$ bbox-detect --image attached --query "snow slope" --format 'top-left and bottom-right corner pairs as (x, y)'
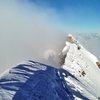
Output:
(62, 34), (100, 100)
(0, 60), (88, 100)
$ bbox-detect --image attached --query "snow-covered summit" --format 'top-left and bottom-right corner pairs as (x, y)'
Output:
(61, 34), (100, 99)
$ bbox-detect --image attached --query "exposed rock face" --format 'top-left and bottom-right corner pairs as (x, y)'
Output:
(96, 61), (100, 68)
(76, 44), (81, 50)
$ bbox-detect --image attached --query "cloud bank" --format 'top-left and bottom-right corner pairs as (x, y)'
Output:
(0, 1), (67, 73)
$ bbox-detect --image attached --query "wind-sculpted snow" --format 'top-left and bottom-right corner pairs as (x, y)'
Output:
(0, 60), (88, 100)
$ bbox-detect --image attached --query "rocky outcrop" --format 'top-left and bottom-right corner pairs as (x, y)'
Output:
(96, 61), (100, 68)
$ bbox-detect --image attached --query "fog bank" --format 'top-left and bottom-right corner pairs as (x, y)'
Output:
(0, 1), (66, 73)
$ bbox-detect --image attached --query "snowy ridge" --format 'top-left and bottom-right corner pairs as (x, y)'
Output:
(74, 33), (100, 60)
(62, 34), (100, 100)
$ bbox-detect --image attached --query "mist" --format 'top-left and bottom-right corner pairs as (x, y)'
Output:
(0, 1), (67, 73)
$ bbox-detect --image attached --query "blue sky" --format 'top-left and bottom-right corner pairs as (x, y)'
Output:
(27, 0), (100, 33)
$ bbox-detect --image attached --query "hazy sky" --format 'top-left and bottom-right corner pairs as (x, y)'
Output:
(29, 0), (100, 33)
(0, 0), (100, 74)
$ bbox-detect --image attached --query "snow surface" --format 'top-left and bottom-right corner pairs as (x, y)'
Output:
(62, 34), (100, 100)
(0, 60), (89, 100)
(0, 34), (100, 100)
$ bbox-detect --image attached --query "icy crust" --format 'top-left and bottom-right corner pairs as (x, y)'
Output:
(0, 60), (89, 100)
(62, 35), (100, 100)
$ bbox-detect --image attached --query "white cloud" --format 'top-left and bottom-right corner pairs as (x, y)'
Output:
(0, 1), (66, 73)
